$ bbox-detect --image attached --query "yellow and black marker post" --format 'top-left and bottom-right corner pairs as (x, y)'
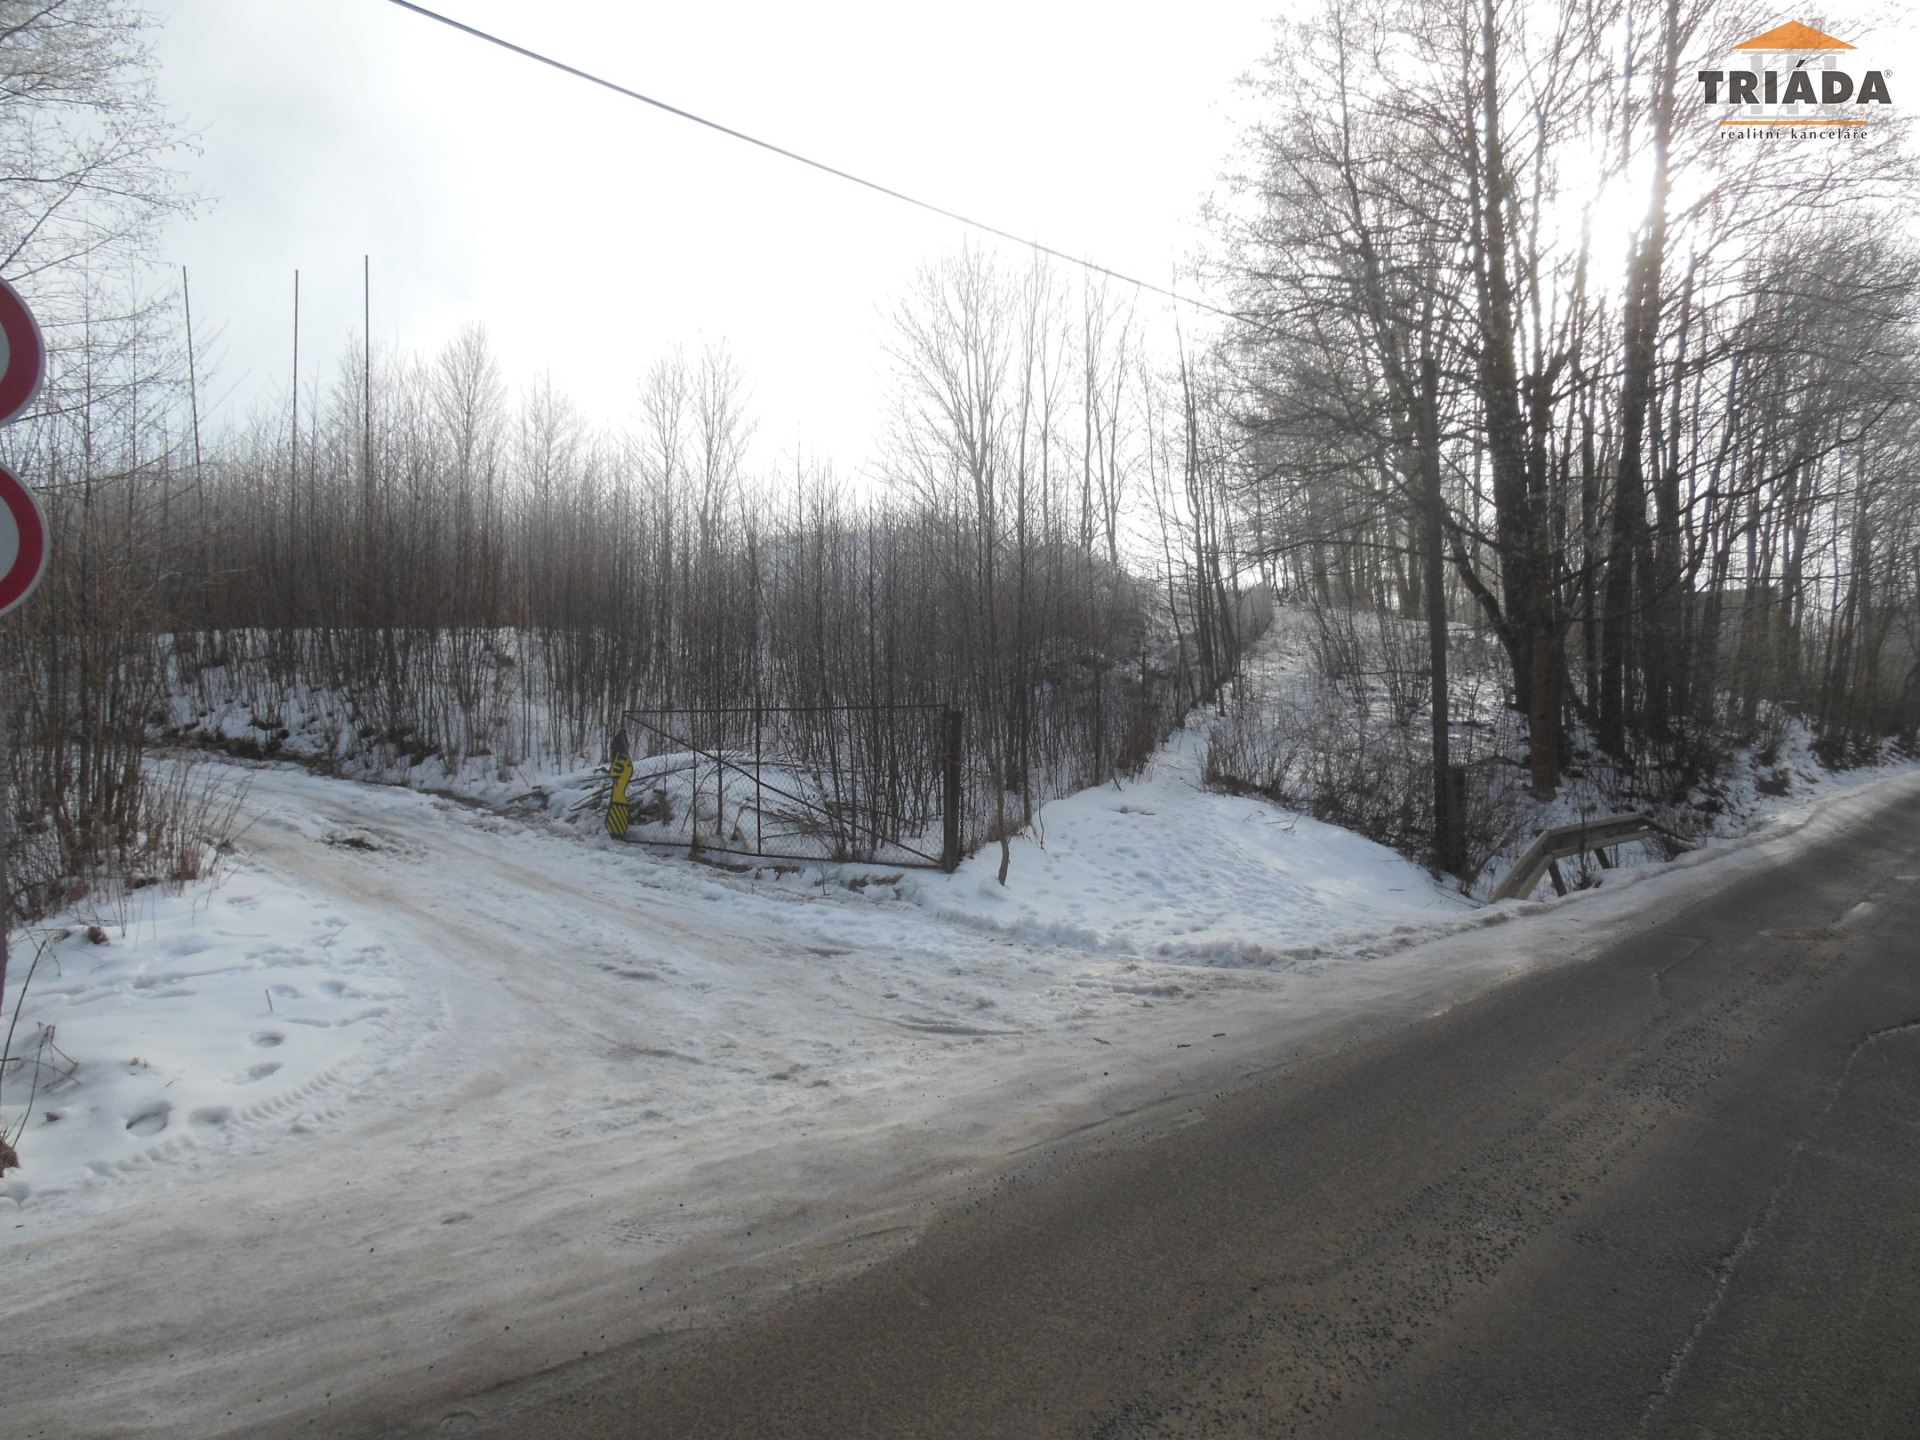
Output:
(606, 730), (634, 838)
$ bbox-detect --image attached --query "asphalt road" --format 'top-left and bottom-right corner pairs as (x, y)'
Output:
(412, 791), (1920, 1439)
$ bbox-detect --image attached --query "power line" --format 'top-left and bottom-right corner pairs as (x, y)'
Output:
(385, 0), (1238, 323)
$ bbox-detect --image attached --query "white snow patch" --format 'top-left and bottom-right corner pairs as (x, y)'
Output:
(915, 722), (1471, 964)
(0, 866), (435, 1216)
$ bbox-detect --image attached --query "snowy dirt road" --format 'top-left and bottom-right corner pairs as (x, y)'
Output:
(7, 748), (1918, 1438)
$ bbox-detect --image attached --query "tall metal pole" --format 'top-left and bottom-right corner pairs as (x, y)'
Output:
(362, 257), (375, 643)
(0, 700), (10, 1022)
(362, 256), (372, 491)
(182, 266), (202, 472)
(291, 270), (300, 475)
(0, 276), (47, 1124)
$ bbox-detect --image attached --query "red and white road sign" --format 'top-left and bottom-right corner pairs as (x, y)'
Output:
(0, 464), (47, 617)
(0, 276), (45, 427)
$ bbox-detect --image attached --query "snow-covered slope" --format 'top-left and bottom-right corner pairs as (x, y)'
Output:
(923, 723), (1469, 962)
(1207, 605), (1920, 899)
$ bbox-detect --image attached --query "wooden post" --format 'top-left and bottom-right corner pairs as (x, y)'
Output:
(941, 708), (962, 873)
(1420, 354), (1457, 876)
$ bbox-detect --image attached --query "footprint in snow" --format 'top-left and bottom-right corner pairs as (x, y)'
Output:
(125, 1104), (170, 1137)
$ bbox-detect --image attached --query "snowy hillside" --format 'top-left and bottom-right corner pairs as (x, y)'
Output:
(1207, 607), (1920, 897)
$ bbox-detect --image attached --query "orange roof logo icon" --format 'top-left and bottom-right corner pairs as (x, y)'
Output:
(1702, 20), (1892, 130)
(1732, 21), (1854, 49)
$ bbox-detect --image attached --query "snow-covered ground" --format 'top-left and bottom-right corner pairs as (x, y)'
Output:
(0, 727), (1468, 1221)
(924, 728), (1470, 962)
(1211, 605), (1920, 898)
(4, 715), (1917, 1437)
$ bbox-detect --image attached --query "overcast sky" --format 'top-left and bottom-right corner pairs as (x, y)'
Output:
(152, 0), (1278, 472)
(150, 1), (1917, 475)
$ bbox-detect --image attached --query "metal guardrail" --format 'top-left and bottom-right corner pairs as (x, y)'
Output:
(1489, 813), (1686, 902)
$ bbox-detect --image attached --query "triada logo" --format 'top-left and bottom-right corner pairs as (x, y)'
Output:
(1697, 21), (1892, 132)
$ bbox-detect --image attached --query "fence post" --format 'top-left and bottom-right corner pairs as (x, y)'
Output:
(1443, 763), (1468, 877)
(941, 708), (963, 873)
(606, 729), (633, 839)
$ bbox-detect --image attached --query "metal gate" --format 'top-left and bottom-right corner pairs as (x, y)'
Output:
(619, 704), (963, 871)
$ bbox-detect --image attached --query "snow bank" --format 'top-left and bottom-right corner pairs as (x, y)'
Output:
(917, 722), (1471, 963)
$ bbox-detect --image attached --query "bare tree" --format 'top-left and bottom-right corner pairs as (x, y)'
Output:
(1211, 0), (1920, 873)
(0, 1), (196, 284)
